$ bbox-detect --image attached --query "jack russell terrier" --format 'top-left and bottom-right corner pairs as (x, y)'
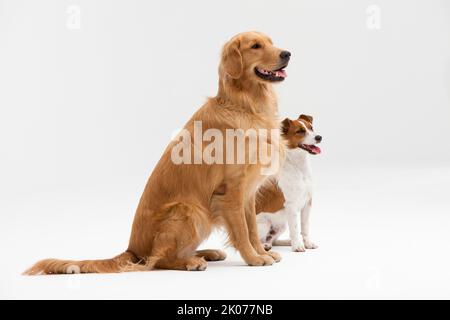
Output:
(256, 115), (321, 252)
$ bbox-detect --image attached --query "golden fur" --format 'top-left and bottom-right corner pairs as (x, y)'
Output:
(24, 31), (289, 275)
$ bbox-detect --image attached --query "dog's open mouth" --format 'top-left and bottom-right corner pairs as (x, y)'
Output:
(254, 65), (287, 82)
(299, 144), (321, 155)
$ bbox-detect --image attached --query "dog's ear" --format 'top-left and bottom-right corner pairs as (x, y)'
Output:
(281, 118), (292, 134)
(221, 39), (243, 79)
(299, 114), (313, 124)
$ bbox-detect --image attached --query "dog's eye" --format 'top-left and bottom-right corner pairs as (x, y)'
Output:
(297, 129), (306, 134)
(251, 43), (261, 49)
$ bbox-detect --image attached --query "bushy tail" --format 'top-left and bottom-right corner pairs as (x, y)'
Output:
(23, 251), (158, 275)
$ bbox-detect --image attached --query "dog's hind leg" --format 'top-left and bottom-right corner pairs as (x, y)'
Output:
(149, 202), (212, 271)
(256, 215), (272, 251)
(272, 239), (291, 246)
(156, 256), (208, 271)
(196, 249), (227, 261)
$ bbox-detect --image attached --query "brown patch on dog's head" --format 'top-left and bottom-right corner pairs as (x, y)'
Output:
(281, 118), (307, 149)
(299, 114), (313, 127)
(280, 115), (322, 154)
(220, 31), (290, 83)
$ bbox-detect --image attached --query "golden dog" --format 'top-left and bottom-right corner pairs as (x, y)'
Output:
(25, 31), (291, 274)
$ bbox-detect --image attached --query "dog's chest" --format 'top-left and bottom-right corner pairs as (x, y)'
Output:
(278, 150), (312, 209)
(245, 117), (286, 187)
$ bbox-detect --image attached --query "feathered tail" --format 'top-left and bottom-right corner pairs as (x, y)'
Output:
(23, 251), (158, 275)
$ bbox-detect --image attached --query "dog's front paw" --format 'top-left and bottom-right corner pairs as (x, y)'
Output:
(291, 242), (306, 252)
(246, 254), (275, 266)
(304, 239), (318, 249)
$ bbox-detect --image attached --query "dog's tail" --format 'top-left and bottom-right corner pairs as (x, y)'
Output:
(272, 239), (291, 246)
(23, 251), (159, 275)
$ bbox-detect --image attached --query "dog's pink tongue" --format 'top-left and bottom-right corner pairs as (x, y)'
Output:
(311, 146), (321, 154)
(275, 70), (287, 78)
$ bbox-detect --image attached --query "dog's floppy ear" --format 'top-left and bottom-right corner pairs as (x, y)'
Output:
(299, 114), (313, 124)
(281, 118), (292, 134)
(221, 39), (243, 79)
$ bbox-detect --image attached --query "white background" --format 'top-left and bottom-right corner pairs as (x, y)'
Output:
(0, 0), (449, 299)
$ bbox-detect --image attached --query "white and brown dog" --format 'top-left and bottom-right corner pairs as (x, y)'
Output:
(256, 115), (321, 252)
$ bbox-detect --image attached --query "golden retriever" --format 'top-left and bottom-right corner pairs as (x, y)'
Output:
(25, 31), (291, 274)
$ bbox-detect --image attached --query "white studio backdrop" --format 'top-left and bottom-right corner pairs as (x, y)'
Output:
(0, 0), (449, 299)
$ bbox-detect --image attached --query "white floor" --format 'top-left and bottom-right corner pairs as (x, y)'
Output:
(1, 164), (450, 299)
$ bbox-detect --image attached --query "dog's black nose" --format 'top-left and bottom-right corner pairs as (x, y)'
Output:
(315, 135), (322, 143)
(280, 51), (291, 60)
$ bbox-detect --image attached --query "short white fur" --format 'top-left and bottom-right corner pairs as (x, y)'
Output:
(256, 122), (318, 252)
